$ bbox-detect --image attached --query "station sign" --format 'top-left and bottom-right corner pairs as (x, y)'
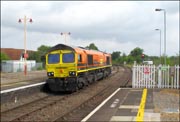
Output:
(161, 66), (168, 71)
(144, 67), (150, 74)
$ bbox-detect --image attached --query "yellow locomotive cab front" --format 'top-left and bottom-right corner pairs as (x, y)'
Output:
(46, 50), (77, 78)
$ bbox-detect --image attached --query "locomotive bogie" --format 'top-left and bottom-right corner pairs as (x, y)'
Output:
(47, 78), (77, 92)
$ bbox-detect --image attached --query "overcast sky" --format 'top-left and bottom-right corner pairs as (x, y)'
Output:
(1, 1), (179, 56)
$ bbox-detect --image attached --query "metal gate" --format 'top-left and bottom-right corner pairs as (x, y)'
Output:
(132, 65), (156, 88)
(132, 65), (179, 89)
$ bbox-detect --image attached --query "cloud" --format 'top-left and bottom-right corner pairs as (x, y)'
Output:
(1, 1), (179, 56)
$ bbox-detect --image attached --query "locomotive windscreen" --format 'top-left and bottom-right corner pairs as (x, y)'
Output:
(48, 53), (60, 64)
(62, 53), (75, 63)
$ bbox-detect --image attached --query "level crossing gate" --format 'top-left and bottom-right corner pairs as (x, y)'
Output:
(132, 65), (179, 89)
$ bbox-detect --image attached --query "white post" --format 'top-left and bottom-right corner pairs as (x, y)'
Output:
(177, 65), (179, 89)
(24, 15), (27, 75)
(132, 65), (135, 88)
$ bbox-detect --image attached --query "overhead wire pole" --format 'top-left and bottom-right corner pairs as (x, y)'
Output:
(61, 32), (71, 44)
(18, 15), (33, 75)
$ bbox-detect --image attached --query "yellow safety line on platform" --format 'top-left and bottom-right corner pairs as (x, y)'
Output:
(136, 89), (147, 122)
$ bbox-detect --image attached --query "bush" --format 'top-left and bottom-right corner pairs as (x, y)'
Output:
(37, 66), (44, 70)
(0, 52), (10, 61)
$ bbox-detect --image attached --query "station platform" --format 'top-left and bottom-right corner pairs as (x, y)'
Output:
(82, 88), (179, 122)
(0, 70), (47, 91)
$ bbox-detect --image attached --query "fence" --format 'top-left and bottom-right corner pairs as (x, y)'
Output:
(132, 65), (156, 88)
(1, 60), (43, 73)
(132, 65), (180, 89)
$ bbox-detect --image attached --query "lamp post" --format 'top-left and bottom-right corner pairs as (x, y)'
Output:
(155, 29), (162, 64)
(155, 8), (166, 65)
(60, 32), (71, 44)
(18, 15), (33, 75)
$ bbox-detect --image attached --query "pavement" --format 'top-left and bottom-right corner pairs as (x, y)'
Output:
(82, 88), (179, 122)
(0, 70), (47, 90)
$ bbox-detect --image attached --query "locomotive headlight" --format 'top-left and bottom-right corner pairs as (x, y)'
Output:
(69, 71), (76, 76)
(47, 72), (54, 76)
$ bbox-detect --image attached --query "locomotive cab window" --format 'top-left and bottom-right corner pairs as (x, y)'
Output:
(78, 54), (82, 62)
(87, 55), (93, 65)
(63, 53), (75, 63)
(106, 56), (110, 65)
(48, 53), (60, 64)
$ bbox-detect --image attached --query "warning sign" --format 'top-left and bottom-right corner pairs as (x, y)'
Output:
(144, 67), (150, 74)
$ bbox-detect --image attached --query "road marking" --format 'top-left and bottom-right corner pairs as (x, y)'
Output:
(136, 88), (147, 121)
(110, 116), (136, 121)
(119, 105), (139, 109)
(110, 99), (119, 108)
(81, 88), (121, 122)
(143, 112), (160, 121)
(0, 82), (46, 94)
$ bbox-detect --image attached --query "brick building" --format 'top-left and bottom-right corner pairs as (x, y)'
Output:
(1, 48), (34, 60)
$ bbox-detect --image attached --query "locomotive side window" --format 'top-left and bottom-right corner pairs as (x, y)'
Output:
(78, 54), (82, 62)
(63, 53), (75, 63)
(106, 56), (110, 65)
(48, 54), (60, 64)
(87, 55), (93, 65)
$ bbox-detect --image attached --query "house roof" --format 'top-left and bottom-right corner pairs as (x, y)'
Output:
(1, 48), (35, 60)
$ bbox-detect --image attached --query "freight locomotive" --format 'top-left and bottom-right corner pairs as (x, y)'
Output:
(45, 44), (112, 92)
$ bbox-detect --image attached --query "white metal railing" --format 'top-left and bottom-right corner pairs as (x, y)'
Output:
(132, 65), (179, 89)
(1, 61), (43, 73)
(132, 65), (156, 88)
(172, 65), (179, 89)
(157, 65), (170, 88)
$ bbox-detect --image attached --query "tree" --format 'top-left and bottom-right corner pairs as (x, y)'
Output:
(0, 52), (10, 61)
(28, 52), (41, 62)
(126, 55), (134, 64)
(129, 47), (144, 63)
(112, 51), (121, 61)
(37, 45), (51, 56)
(28, 45), (51, 62)
(130, 47), (143, 57)
(86, 43), (99, 50)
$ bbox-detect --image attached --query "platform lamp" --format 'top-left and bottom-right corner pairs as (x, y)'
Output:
(155, 29), (162, 64)
(18, 16), (33, 75)
(60, 32), (71, 44)
(155, 8), (166, 65)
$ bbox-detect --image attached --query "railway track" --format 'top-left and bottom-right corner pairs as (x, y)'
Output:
(54, 66), (132, 121)
(1, 94), (68, 121)
(0, 66), (131, 122)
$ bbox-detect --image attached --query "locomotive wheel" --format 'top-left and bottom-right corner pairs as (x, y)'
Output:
(77, 82), (83, 89)
(77, 77), (84, 89)
(104, 71), (108, 78)
(94, 75), (97, 82)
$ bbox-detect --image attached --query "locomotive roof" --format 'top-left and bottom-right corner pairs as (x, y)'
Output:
(47, 44), (110, 55)
(47, 44), (75, 53)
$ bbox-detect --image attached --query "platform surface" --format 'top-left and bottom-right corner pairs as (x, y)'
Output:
(82, 88), (179, 122)
(1, 70), (47, 91)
